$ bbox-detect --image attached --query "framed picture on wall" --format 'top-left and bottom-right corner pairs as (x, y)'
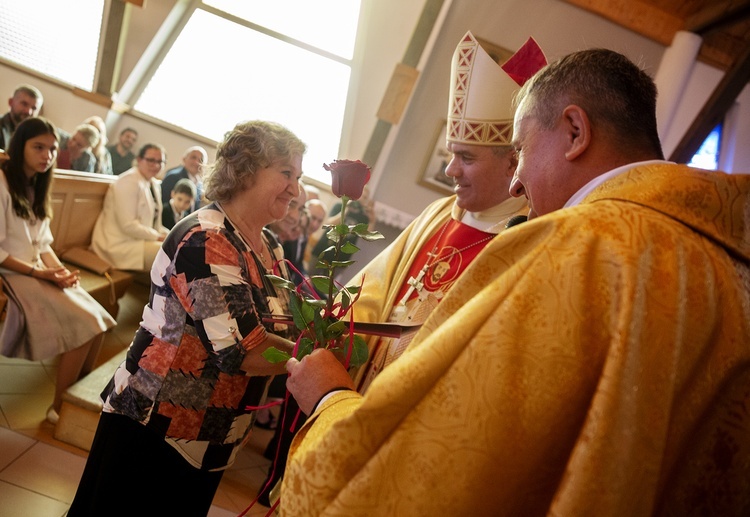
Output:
(418, 120), (454, 195)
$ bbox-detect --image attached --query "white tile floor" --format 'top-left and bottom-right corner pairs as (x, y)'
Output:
(0, 282), (278, 517)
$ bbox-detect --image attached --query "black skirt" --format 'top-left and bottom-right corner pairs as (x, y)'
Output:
(68, 412), (224, 517)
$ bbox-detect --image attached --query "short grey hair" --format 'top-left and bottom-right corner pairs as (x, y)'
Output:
(205, 120), (306, 203)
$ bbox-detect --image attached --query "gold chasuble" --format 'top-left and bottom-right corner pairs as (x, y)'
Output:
(281, 164), (750, 517)
(349, 195), (528, 392)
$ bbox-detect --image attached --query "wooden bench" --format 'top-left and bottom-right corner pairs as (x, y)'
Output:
(49, 170), (140, 449)
(49, 169), (133, 318)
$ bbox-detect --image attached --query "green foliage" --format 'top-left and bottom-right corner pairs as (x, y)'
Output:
(262, 347), (291, 363)
(264, 193), (384, 369)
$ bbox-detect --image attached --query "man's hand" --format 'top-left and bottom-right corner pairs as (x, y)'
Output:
(286, 348), (355, 415)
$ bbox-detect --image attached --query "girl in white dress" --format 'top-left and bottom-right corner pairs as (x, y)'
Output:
(0, 117), (115, 423)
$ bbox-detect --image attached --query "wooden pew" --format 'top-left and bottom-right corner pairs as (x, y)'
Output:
(49, 169), (134, 318)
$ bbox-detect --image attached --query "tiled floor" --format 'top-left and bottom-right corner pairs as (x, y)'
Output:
(0, 282), (279, 517)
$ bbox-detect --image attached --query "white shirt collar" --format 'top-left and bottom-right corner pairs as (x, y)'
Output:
(455, 195), (528, 234)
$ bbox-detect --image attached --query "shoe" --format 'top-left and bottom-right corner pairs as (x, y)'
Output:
(46, 405), (59, 425)
(257, 491), (271, 507)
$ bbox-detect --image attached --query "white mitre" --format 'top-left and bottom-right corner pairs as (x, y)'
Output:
(447, 31), (547, 146)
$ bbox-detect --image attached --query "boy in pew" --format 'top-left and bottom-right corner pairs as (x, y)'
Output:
(162, 177), (196, 229)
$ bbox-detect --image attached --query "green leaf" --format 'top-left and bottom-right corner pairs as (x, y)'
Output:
(296, 337), (315, 359)
(342, 285), (361, 295)
(325, 229), (341, 243)
(306, 298), (328, 309)
(340, 289), (351, 312)
(290, 295), (315, 331)
(358, 231), (385, 242)
(334, 223), (349, 236)
(311, 276), (332, 294)
(326, 319), (348, 336)
(262, 347), (292, 363)
(345, 334), (369, 368)
(319, 244), (337, 256)
(266, 274), (296, 291)
(351, 222), (370, 234)
(340, 241), (359, 254)
(331, 260), (356, 268)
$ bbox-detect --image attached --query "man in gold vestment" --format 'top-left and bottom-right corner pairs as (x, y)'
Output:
(281, 50), (750, 516)
(351, 32), (545, 392)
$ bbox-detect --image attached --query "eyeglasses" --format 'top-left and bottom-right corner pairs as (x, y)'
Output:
(142, 158), (166, 165)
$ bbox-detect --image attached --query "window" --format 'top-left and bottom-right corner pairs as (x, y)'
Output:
(0, 0), (103, 90)
(204, 0), (359, 59)
(688, 123), (722, 171)
(134, 1), (361, 184)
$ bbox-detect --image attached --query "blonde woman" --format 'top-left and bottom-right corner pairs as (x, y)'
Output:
(84, 115), (113, 175)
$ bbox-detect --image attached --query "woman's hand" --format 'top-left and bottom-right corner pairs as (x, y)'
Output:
(240, 333), (294, 377)
(34, 266), (80, 289)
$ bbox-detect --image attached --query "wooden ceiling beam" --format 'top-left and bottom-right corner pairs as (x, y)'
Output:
(685, 0), (750, 34)
(669, 41), (750, 163)
(561, 0), (682, 45)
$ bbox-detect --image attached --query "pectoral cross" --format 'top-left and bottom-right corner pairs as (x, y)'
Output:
(396, 249), (439, 307)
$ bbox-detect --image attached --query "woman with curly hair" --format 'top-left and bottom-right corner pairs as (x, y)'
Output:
(70, 120), (306, 516)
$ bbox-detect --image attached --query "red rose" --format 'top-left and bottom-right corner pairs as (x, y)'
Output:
(324, 159), (371, 200)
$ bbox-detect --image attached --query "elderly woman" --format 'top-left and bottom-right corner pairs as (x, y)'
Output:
(69, 120), (305, 516)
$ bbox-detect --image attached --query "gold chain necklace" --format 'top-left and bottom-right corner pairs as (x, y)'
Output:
(429, 233), (495, 267)
(246, 233), (269, 267)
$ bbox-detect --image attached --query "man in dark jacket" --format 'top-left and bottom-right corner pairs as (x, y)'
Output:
(0, 84), (43, 151)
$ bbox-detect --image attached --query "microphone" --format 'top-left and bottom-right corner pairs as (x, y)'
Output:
(505, 215), (528, 229)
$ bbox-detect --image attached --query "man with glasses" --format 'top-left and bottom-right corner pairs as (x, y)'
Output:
(91, 143), (170, 271)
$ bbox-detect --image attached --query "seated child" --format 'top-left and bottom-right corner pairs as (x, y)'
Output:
(162, 178), (197, 229)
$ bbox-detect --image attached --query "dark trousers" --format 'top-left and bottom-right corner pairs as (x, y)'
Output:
(68, 412), (224, 517)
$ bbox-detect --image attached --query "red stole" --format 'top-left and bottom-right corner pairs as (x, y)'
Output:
(394, 219), (494, 305)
